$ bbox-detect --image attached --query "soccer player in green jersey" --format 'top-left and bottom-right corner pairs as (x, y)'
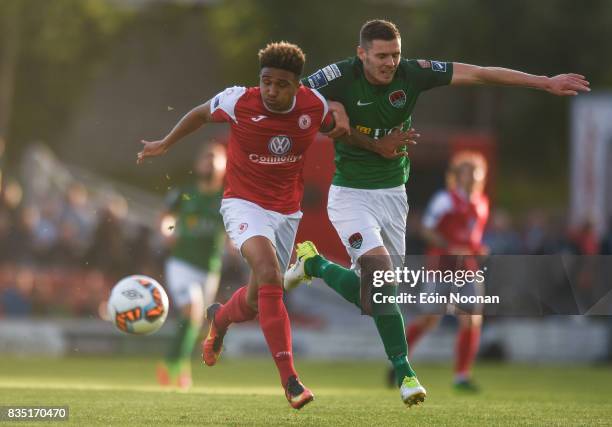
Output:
(156, 142), (227, 389)
(285, 19), (590, 406)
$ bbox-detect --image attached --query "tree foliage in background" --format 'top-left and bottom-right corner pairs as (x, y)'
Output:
(0, 0), (130, 161)
(411, 0), (612, 207)
(205, 0), (414, 84)
(2, 0), (611, 208)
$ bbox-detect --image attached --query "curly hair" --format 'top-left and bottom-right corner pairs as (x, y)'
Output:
(258, 41), (305, 76)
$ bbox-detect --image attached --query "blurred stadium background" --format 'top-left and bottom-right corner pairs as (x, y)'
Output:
(1, 0), (612, 410)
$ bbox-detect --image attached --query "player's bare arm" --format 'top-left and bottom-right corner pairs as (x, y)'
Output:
(337, 127), (420, 159)
(137, 100), (214, 164)
(451, 63), (590, 96)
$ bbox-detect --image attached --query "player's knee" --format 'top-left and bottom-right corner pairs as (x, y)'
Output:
(360, 256), (393, 281)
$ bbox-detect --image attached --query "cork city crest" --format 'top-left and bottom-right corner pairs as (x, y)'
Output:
(348, 232), (363, 249)
(388, 90), (407, 108)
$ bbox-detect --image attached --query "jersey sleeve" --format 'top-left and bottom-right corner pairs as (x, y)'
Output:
(209, 86), (247, 123)
(301, 62), (347, 100)
(422, 191), (453, 229)
(308, 88), (331, 123)
(404, 59), (453, 92)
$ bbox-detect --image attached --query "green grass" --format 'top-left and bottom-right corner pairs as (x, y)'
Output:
(1, 357), (611, 426)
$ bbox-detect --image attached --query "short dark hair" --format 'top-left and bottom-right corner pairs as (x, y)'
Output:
(359, 19), (401, 47)
(258, 41), (305, 76)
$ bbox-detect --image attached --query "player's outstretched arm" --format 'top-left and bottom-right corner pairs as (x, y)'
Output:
(450, 63), (590, 96)
(137, 100), (214, 164)
(337, 127), (420, 159)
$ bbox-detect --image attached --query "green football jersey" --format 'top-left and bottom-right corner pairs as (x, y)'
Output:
(303, 57), (453, 189)
(166, 185), (225, 272)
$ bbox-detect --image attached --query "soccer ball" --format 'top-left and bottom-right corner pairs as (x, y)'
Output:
(108, 275), (169, 335)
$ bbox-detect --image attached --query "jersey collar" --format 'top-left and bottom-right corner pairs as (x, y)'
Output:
(261, 94), (297, 114)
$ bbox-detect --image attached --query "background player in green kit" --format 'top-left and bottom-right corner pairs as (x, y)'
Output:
(157, 142), (227, 389)
(285, 19), (590, 406)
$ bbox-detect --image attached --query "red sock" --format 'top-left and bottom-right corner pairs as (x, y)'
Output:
(406, 323), (427, 357)
(455, 326), (481, 377)
(214, 285), (257, 331)
(258, 284), (297, 386)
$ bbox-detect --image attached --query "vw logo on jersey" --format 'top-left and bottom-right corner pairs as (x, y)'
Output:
(268, 135), (292, 156)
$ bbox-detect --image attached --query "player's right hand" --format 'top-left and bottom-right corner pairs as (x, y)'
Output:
(325, 101), (351, 139)
(137, 139), (169, 164)
(376, 128), (420, 159)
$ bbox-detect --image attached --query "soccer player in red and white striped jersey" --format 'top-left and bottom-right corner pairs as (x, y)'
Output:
(405, 151), (489, 392)
(138, 42), (342, 409)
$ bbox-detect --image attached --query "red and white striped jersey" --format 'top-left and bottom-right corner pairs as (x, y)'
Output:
(210, 85), (332, 214)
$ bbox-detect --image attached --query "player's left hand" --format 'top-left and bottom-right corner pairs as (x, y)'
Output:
(324, 101), (351, 139)
(376, 128), (420, 159)
(137, 139), (169, 164)
(545, 73), (590, 96)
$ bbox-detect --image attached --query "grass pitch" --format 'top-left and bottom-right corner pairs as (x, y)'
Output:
(0, 356), (611, 426)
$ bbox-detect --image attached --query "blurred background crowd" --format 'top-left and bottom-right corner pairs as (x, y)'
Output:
(1, 167), (610, 318)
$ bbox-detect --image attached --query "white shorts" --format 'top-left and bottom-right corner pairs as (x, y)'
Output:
(165, 257), (220, 308)
(220, 198), (302, 272)
(327, 184), (408, 271)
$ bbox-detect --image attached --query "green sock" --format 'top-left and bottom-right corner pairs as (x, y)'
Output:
(374, 284), (416, 386)
(305, 255), (361, 308)
(166, 316), (199, 376)
(390, 354), (417, 386)
(306, 255), (416, 386)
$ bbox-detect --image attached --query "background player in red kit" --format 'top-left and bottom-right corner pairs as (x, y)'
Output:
(403, 151), (489, 392)
(137, 42), (339, 409)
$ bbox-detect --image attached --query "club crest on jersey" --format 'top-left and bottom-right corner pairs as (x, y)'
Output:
(268, 135), (292, 156)
(238, 223), (248, 234)
(388, 90), (407, 108)
(298, 114), (312, 130)
(348, 232), (363, 249)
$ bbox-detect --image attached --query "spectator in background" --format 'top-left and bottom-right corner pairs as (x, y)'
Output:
(53, 221), (84, 266)
(85, 197), (130, 280)
(0, 266), (34, 317)
(483, 209), (523, 254)
(60, 182), (95, 253)
(31, 198), (61, 263)
(129, 224), (162, 277)
(523, 210), (547, 254)
(8, 206), (38, 264)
